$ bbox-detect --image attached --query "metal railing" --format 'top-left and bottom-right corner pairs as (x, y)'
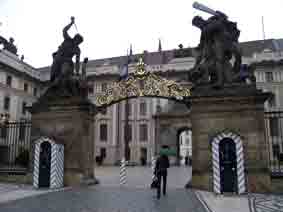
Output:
(264, 111), (283, 177)
(0, 121), (32, 174)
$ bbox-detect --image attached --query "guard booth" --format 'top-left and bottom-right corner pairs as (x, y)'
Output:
(33, 137), (64, 189)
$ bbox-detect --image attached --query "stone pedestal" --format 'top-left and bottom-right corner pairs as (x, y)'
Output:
(30, 96), (97, 186)
(189, 85), (271, 193)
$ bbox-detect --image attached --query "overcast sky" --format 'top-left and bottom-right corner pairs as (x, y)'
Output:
(0, 0), (283, 68)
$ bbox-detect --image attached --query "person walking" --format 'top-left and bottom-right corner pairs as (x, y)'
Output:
(154, 151), (170, 199)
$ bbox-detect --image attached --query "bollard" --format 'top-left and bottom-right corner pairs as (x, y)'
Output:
(151, 156), (157, 180)
(119, 158), (127, 186)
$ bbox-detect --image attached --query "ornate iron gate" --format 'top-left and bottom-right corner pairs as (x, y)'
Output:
(0, 121), (32, 174)
(264, 111), (283, 177)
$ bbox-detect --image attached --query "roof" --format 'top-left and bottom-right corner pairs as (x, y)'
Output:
(239, 39), (283, 57)
(36, 39), (283, 78)
(85, 50), (175, 68)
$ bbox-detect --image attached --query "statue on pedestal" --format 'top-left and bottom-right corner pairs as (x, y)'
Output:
(37, 17), (90, 103)
(0, 36), (18, 55)
(50, 17), (83, 82)
(190, 2), (254, 89)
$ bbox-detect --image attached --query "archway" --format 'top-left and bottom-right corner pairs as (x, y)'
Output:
(94, 58), (191, 162)
(94, 58), (191, 108)
(177, 128), (192, 166)
(93, 58), (192, 188)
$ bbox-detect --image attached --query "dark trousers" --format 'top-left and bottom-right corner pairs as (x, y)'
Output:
(157, 172), (167, 198)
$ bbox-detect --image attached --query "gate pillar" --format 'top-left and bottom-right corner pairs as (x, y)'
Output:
(189, 85), (272, 193)
(30, 97), (97, 186)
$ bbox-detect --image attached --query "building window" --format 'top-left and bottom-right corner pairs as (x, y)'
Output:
(88, 85), (94, 94)
(100, 124), (108, 142)
(140, 124), (148, 142)
(24, 83), (28, 92)
(265, 72), (273, 82)
(100, 148), (106, 159)
(101, 107), (107, 115)
(33, 87), (37, 97)
(185, 137), (190, 145)
(94, 84), (100, 93)
(270, 117), (279, 137)
(156, 105), (162, 113)
(6, 75), (12, 87)
(272, 144), (280, 160)
(140, 102), (147, 116)
(156, 99), (161, 104)
(22, 102), (26, 115)
(268, 95), (276, 108)
(19, 124), (26, 140)
(140, 148), (147, 165)
(128, 103), (132, 116)
(0, 126), (7, 139)
(4, 96), (10, 111)
(101, 83), (107, 92)
(124, 101), (131, 116)
(128, 148), (131, 160)
(124, 124), (132, 142)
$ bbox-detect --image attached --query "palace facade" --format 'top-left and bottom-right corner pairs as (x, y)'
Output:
(1, 39), (283, 165)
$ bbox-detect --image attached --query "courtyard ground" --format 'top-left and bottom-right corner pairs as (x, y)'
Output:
(0, 166), (281, 212)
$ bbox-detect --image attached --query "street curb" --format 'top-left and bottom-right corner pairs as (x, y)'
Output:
(0, 186), (71, 205)
(194, 190), (214, 212)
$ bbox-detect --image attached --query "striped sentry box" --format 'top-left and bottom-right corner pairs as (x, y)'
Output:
(211, 131), (246, 194)
(33, 137), (64, 189)
(50, 144), (64, 189)
(119, 158), (127, 186)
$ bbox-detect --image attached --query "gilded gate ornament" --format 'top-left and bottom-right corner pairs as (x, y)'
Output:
(95, 58), (191, 107)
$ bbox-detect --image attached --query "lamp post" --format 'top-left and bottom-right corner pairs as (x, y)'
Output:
(0, 113), (9, 125)
(0, 113), (10, 139)
(124, 99), (130, 161)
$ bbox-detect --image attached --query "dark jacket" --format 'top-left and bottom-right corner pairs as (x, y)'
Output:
(155, 155), (170, 175)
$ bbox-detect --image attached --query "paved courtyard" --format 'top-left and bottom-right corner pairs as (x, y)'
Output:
(0, 166), (282, 212)
(0, 166), (203, 212)
(0, 186), (207, 212)
(0, 183), (66, 204)
(94, 165), (191, 188)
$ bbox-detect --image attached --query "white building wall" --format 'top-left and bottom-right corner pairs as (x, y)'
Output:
(2, 42), (283, 166)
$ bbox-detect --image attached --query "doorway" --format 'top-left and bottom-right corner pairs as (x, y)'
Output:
(38, 141), (51, 187)
(178, 130), (192, 166)
(219, 138), (237, 193)
(140, 148), (147, 166)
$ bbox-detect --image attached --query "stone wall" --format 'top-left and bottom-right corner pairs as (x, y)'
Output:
(31, 98), (96, 186)
(190, 86), (271, 193)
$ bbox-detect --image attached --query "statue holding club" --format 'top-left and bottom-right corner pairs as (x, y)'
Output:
(50, 16), (84, 82)
(190, 2), (243, 88)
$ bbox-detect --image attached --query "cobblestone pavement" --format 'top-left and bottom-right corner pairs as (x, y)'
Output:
(95, 165), (191, 188)
(1, 166), (282, 212)
(0, 183), (67, 204)
(249, 193), (283, 212)
(196, 190), (250, 212)
(0, 186), (207, 212)
(196, 190), (283, 212)
(0, 183), (24, 194)
(0, 166), (204, 212)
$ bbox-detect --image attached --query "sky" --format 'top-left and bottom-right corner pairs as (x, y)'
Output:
(0, 0), (283, 68)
